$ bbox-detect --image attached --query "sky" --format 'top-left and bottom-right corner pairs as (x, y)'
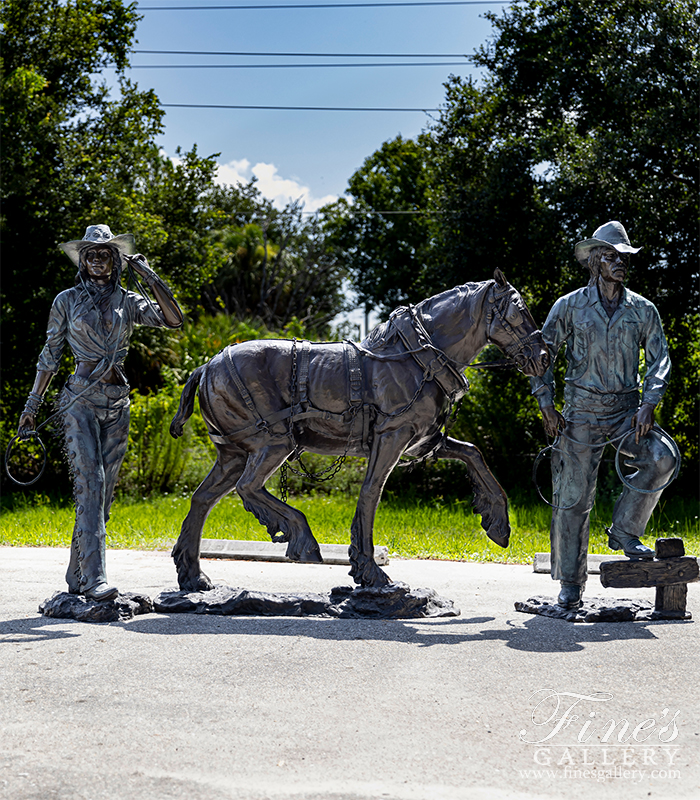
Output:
(117, 1), (509, 331)
(124, 0), (507, 210)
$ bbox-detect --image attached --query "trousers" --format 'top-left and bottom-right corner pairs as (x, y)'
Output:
(550, 391), (675, 586)
(60, 377), (130, 594)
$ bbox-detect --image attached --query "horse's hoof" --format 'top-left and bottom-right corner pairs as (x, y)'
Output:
(353, 563), (392, 588)
(285, 534), (323, 563)
(486, 524), (510, 548)
(299, 543), (323, 563)
(179, 572), (214, 592)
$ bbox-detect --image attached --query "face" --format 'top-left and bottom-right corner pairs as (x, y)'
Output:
(598, 248), (629, 283)
(83, 246), (114, 283)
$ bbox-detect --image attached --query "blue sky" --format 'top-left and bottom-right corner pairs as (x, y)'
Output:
(125, 1), (506, 210)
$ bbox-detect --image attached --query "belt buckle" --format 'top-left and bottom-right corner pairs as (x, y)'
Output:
(602, 395), (616, 407)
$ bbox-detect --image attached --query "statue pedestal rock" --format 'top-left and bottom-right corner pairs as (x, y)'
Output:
(516, 538), (698, 623)
(40, 592), (154, 623)
(154, 582), (460, 619)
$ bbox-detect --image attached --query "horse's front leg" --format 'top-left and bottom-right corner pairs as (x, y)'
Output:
(350, 428), (413, 587)
(435, 436), (510, 547)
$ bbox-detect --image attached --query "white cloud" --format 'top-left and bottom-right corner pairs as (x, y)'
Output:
(216, 159), (337, 212)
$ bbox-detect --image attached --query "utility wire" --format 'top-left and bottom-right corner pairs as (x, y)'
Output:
(139, 1), (508, 10)
(134, 48), (475, 57)
(162, 102), (440, 110)
(132, 61), (469, 68)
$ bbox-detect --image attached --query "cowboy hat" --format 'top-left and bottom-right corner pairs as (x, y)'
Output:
(59, 224), (135, 266)
(574, 221), (641, 266)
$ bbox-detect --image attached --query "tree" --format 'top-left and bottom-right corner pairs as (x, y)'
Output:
(329, 0), (699, 494)
(431, 0), (699, 494)
(323, 135), (435, 316)
(1, 0), (225, 495)
(203, 188), (347, 332)
(1, 0), (223, 403)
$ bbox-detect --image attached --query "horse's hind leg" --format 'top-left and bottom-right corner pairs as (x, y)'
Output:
(435, 436), (510, 547)
(172, 444), (247, 591)
(235, 443), (323, 563)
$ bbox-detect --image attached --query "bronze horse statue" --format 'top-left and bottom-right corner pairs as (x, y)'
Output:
(170, 269), (550, 590)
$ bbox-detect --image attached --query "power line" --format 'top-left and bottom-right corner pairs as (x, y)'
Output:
(131, 61), (468, 68)
(134, 49), (475, 57)
(139, 1), (508, 9)
(162, 102), (439, 111)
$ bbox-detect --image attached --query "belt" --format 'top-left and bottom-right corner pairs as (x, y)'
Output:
(67, 375), (130, 398)
(565, 386), (638, 410)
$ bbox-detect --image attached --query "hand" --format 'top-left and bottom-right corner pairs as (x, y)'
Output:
(18, 412), (36, 439)
(541, 405), (565, 439)
(632, 403), (655, 444)
(125, 253), (154, 281)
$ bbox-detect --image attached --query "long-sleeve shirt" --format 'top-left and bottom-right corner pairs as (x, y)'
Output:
(37, 283), (177, 377)
(530, 285), (671, 410)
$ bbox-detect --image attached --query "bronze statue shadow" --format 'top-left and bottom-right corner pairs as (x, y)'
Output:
(0, 616), (83, 643)
(115, 610), (676, 653)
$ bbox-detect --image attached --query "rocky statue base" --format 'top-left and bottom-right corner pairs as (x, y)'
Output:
(39, 592), (154, 623)
(515, 595), (691, 623)
(155, 582), (460, 619)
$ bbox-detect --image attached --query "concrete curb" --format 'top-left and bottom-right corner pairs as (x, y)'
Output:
(200, 538), (389, 566)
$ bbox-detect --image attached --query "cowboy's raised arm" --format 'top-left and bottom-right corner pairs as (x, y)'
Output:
(125, 254), (184, 328)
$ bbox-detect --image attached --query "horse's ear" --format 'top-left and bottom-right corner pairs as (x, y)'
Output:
(493, 268), (508, 287)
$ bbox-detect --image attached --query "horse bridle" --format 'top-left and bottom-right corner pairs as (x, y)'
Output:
(484, 283), (543, 372)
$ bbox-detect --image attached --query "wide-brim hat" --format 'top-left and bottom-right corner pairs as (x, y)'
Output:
(59, 224), (135, 267)
(574, 220), (641, 266)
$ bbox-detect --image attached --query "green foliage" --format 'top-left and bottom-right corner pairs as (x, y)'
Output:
(203, 195), (347, 332)
(118, 383), (216, 499)
(326, 0), (699, 495)
(0, 0), (218, 429)
(0, 0), (347, 502)
(323, 135), (434, 315)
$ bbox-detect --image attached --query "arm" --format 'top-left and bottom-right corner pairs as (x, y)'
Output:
(17, 371), (54, 437)
(125, 254), (184, 328)
(18, 295), (68, 436)
(633, 303), (671, 443)
(530, 296), (569, 435)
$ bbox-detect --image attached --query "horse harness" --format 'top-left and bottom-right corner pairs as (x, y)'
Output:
(205, 303), (474, 458)
(206, 340), (374, 456)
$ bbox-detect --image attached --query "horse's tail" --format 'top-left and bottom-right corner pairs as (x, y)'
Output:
(170, 365), (206, 439)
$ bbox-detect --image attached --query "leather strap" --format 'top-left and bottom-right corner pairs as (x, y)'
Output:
(224, 345), (268, 433)
(298, 339), (310, 407)
(388, 307), (469, 401)
(346, 342), (363, 406)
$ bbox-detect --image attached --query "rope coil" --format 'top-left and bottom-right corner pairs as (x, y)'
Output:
(532, 425), (681, 510)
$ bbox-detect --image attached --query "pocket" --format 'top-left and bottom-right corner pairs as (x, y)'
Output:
(572, 320), (594, 360)
(620, 322), (642, 349)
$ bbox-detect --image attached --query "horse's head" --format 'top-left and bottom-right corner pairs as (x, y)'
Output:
(486, 269), (550, 377)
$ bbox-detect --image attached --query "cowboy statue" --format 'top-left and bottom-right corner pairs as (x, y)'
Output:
(17, 225), (183, 601)
(530, 221), (674, 609)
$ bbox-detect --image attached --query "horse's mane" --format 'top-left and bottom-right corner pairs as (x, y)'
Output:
(361, 280), (494, 351)
(414, 280), (492, 318)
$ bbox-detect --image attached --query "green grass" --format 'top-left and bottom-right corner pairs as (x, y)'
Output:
(1, 491), (698, 564)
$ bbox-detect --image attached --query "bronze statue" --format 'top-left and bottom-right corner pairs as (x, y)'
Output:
(170, 270), (550, 591)
(18, 225), (183, 601)
(531, 221), (674, 609)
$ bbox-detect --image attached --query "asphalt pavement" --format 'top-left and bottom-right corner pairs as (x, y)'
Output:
(1, 546), (698, 800)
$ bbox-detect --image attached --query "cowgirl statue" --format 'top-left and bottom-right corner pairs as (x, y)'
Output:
(17, 225), (183, 601)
